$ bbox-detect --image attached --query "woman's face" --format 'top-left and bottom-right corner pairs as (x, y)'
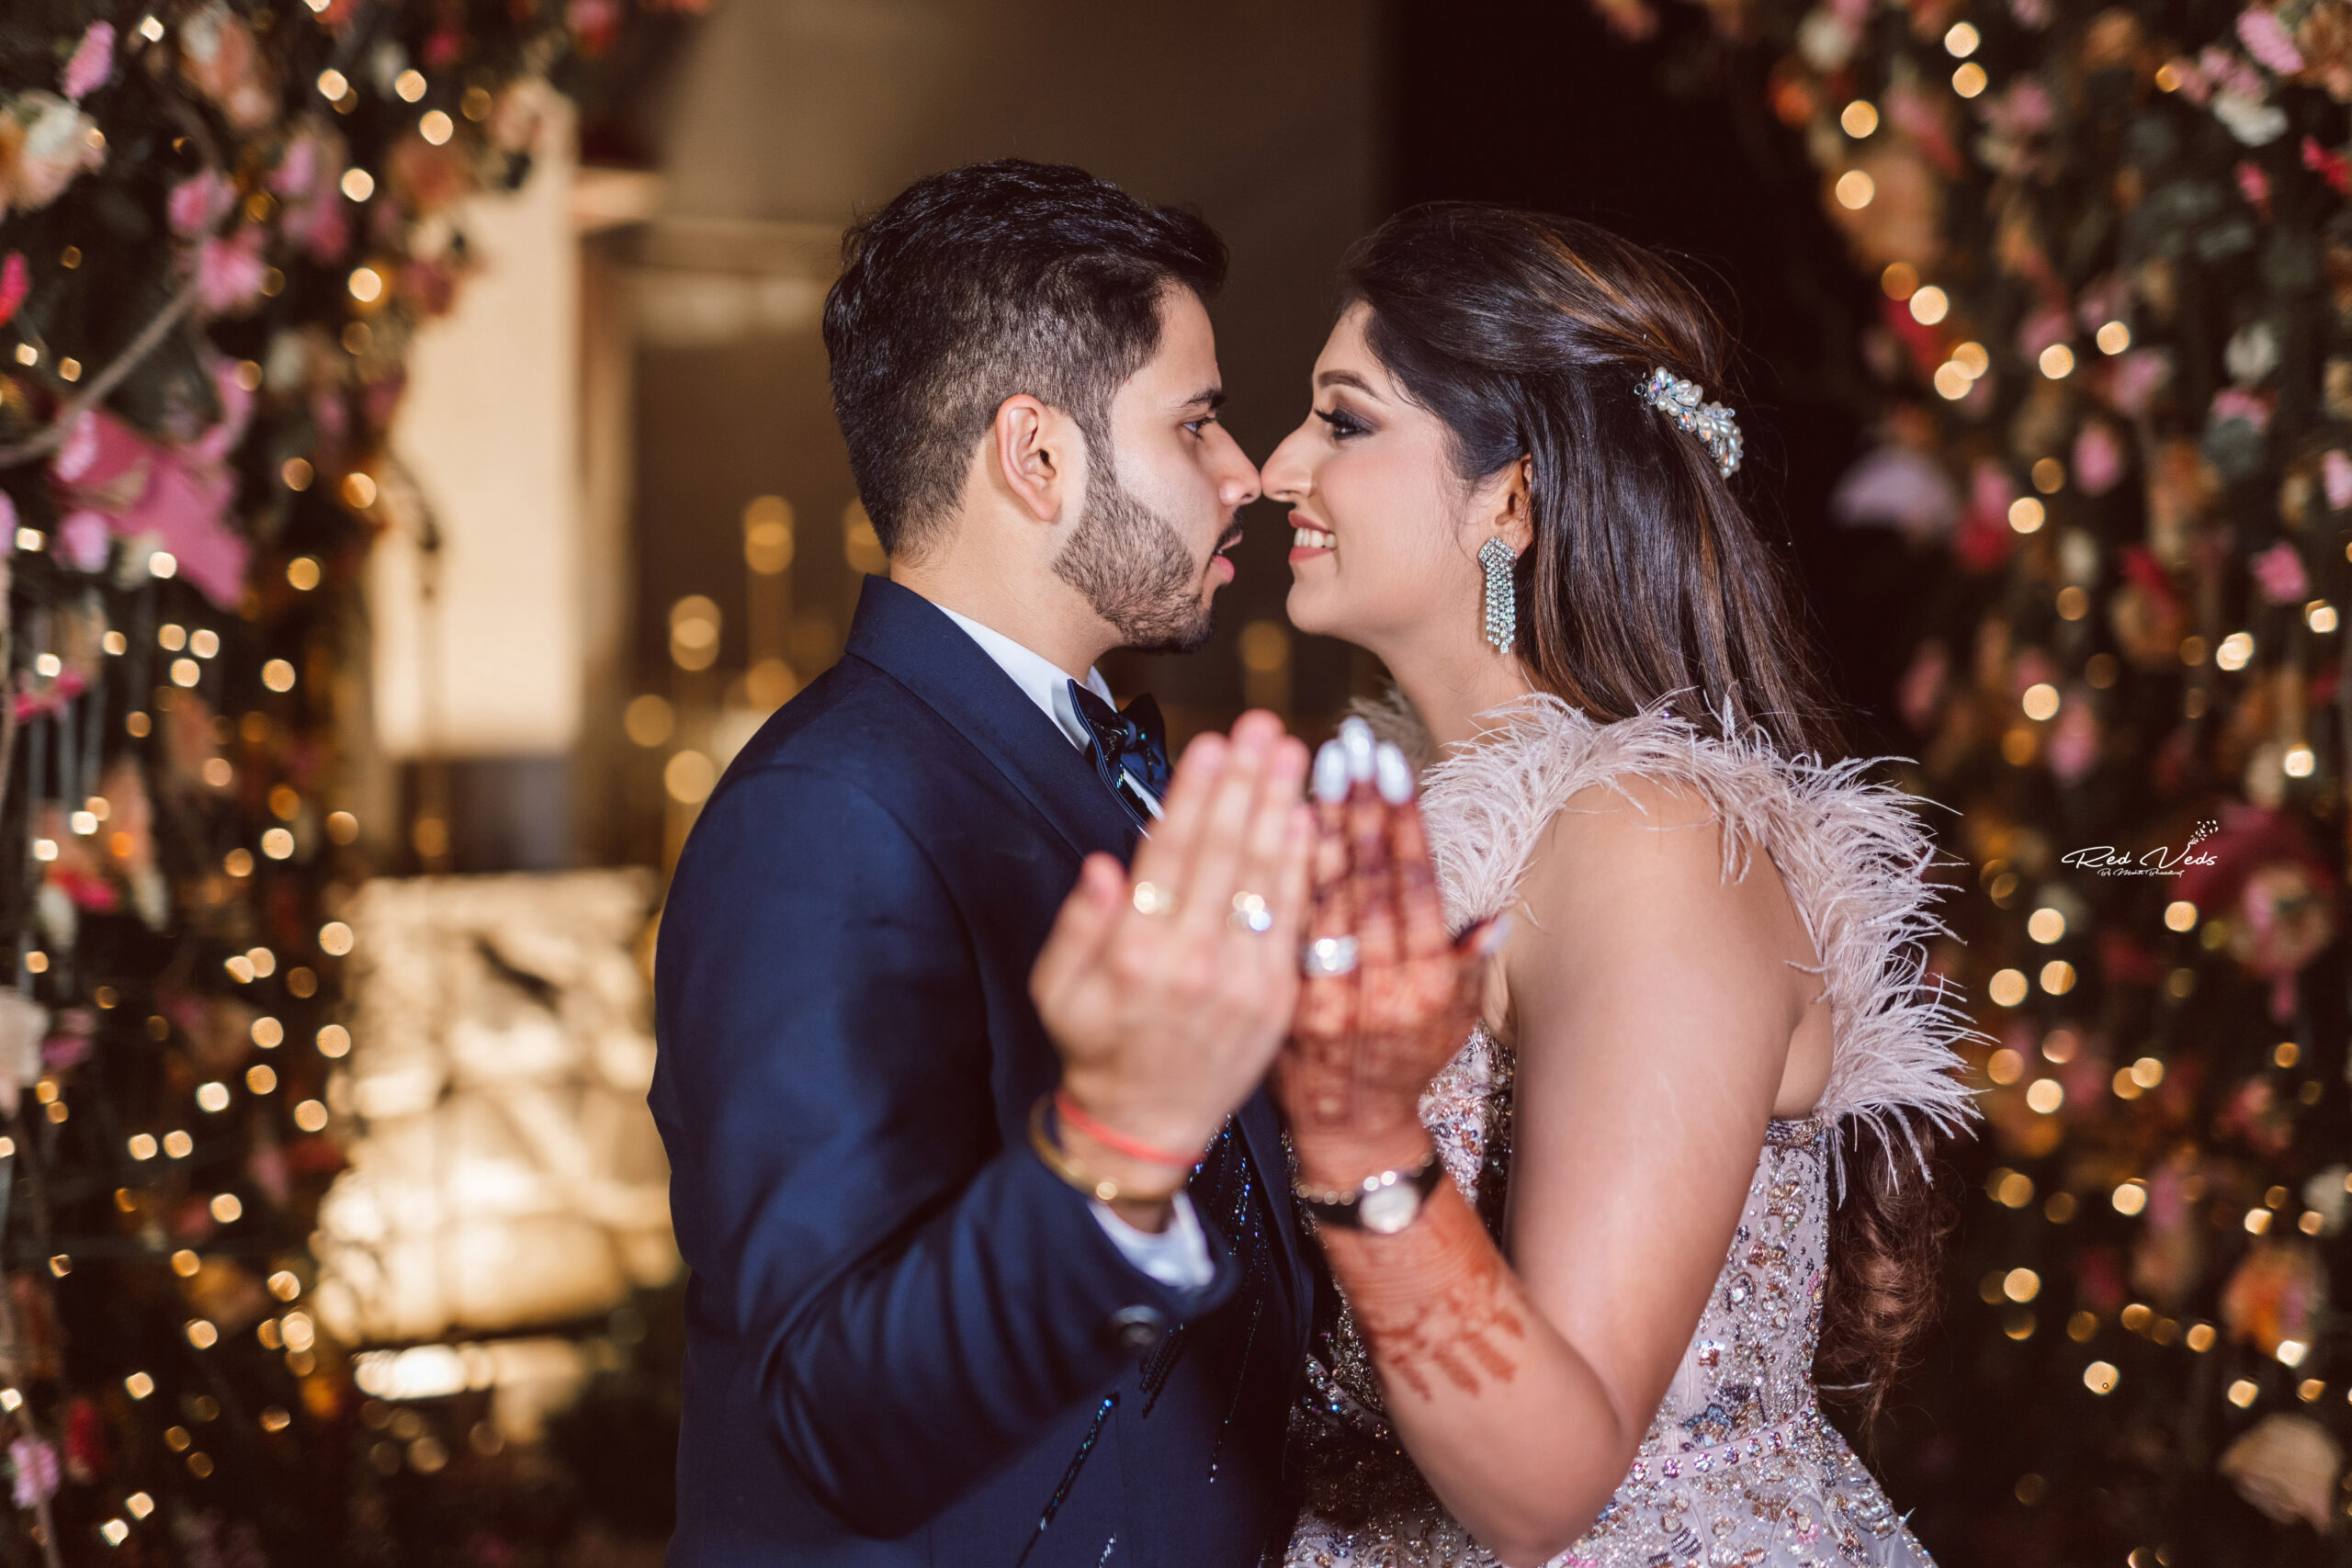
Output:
(1261, 304), (1495, 660)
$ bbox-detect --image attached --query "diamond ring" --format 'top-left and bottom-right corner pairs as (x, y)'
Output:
(1301, 935), (1359, 977)
(1132, 881), (1177, 918)
(1228, 892), (1273, 935)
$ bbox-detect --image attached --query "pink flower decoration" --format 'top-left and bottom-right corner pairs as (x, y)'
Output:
(2237, 160), (2273, 212)
(2016, 306), (2073, 361)
(2074, 423), (2126, 494)
(2324, 449), (2352, 510)
(2302, 136), (2350, 195)
(47, 411), (250, 608)
(2253, 540), (2310, 602)
(2212, 385), (2273, 430)
(56, 510), (110, 572)
(2238, 8), (2306, 73)
(50, 409), (111, 486)
(168, 170), (233, 237)
(1984, 78), (2055, 137)
(61, 21), (115, 101)
(2048, 696), (2099, 782)
(9, 1438), (57, 1509)
(2109, 348), (2172, 415)
(0, 253), (25, 329)
(124, 456), (246, 607)
(2075, 274), (2126, 333)
(195, 228), (267, 315)
(192, 356), (255, 466)
(2204, 44), (2267, 98)
(273, 136), (319, 197)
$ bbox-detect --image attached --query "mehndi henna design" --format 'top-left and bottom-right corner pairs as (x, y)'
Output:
(1349, 1224), (1526, 1402)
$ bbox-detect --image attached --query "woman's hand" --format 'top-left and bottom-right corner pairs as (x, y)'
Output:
(1274, 718), (1501, 1189)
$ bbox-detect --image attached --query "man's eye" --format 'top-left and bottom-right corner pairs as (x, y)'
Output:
(1185, 414), (1220, 436)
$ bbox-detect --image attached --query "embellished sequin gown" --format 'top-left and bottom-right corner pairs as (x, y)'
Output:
(1284, 694), (1980, 1568)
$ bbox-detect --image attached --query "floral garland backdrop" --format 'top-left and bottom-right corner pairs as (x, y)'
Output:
(0, 2), (695, 1563)
(1591, 0), (2352, 1556)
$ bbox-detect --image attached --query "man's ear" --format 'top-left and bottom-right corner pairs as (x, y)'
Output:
(991, 394), (1080, 525)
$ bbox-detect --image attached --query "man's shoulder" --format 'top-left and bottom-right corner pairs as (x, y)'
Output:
(696, 653), (1034, 840)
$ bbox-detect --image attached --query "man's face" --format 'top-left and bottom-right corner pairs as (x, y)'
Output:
(1051, 288), (1261, 653)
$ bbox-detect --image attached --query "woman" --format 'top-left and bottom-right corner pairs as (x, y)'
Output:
(1261, 205), (1982, 1568)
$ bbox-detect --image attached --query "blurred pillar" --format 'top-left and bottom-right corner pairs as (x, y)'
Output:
(372, 96), (586, 871)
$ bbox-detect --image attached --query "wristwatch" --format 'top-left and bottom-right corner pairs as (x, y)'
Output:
(1297, 1151), (1444, 1235)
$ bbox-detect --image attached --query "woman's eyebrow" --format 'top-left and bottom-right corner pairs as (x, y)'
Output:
(1315, 369), (1384, 401)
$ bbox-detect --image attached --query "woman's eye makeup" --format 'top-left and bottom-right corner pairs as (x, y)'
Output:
(1314, 404), (1369, 439)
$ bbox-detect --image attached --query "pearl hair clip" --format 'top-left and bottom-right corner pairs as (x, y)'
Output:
(1637, 366), (1744, 479)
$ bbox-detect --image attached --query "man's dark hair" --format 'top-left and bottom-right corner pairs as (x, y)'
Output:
(822, 159), (1227, 556)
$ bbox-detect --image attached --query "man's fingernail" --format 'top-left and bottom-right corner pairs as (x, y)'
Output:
(1313, 740), (1349, 804)
(1339, 716), (1375, 782)
(1374, 741), (1414, 804)
(1476, 915), (1515, 954)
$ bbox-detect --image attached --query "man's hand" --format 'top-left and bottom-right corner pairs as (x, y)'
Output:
(1275, 719), (1499, 1191)
(1031, 710), (1314, 1223)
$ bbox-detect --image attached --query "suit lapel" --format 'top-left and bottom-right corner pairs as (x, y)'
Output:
(842, 576), (1141, 863)
(847, 577), (1311, 1355)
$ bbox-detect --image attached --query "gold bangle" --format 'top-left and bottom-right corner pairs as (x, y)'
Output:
(1027, 1093), (1179, 1205)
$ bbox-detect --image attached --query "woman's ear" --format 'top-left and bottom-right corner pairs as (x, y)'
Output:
(1503, 455), (1536, 555)
(1470, 454), (1536, 557)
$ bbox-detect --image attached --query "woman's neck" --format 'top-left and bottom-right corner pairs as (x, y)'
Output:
(1385, 635), (1537, 755)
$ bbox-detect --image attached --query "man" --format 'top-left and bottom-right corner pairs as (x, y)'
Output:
(650, 161), (1316, 1567)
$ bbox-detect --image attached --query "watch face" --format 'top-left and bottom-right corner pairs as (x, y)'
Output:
(1358, 1181), (1420, 1235)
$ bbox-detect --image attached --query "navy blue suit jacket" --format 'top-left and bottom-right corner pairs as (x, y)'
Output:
(650, 577), (1312, 1567)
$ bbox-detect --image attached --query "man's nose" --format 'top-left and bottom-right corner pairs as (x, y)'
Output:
(1225, 447), (1263, 509)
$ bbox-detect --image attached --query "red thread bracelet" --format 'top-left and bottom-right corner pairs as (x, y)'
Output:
(1053, 1088), (1198, 1168)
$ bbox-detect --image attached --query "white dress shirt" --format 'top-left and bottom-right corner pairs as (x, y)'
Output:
(935, 605), (1216, 1292)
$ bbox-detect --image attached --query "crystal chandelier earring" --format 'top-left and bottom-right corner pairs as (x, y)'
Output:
(1478, 536), (1517, 652)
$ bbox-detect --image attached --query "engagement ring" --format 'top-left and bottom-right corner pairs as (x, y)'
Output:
(1302, 935), (1359, 976)
(1132, 881), (1177, 918)
(1228, 892), (1273, 934)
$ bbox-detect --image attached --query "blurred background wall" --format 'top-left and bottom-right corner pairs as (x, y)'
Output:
(382, 0), (1385, 881)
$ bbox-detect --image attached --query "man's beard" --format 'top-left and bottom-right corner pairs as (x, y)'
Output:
(1051, 446), (1233, 655)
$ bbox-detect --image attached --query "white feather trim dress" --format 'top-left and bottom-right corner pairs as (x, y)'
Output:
(1283, 693), (1983, 1568)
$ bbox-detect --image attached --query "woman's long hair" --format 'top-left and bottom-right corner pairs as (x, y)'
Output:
(1343, 203), (1948, 1424)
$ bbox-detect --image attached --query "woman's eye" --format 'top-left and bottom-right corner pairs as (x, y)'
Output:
(1315, 407), (1365, 440)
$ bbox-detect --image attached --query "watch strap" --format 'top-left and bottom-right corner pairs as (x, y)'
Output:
(1297, 1150), (1444, 1233)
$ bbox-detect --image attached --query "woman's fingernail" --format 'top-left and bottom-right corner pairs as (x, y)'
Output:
(1313, 739), (1350, 804)
(1374, 741), (1414, 804)
(1340, 716), (1376, 782)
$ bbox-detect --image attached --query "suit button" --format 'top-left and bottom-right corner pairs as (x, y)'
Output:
(1102, 1304), (1167, 1352)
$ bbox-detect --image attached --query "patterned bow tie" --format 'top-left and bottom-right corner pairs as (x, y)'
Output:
(1067, 681), (1170, 830)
